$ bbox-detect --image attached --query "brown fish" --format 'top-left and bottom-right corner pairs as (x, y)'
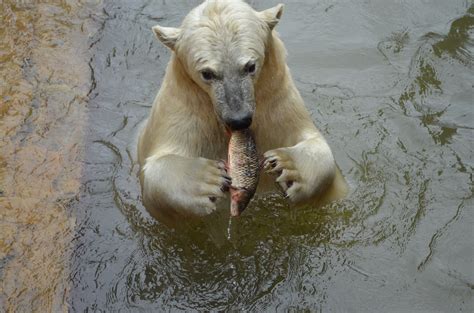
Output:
(227, 129), (260, 216)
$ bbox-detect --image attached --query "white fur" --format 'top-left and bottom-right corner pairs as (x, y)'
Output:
(139, 0), (347, 220)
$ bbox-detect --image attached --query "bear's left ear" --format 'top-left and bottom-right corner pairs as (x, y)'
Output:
(152, 25), (181, 50)
(258, 3), (284, 30)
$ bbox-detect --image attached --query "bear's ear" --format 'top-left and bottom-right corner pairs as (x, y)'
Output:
(258, 3), (284, 30)
(152, 25), (181, 50)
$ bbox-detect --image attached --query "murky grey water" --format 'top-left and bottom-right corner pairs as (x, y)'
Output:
(1, 0), (473, 312)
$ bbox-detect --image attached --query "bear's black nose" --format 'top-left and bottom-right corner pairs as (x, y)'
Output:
(226, 114), (253, 131)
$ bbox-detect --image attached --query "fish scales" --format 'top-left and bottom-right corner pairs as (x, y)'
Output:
(228, 129), (260, 216)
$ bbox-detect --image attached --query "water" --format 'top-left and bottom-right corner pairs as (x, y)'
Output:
(1, 0), (473, 312)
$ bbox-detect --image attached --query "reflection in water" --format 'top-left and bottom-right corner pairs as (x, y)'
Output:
(1, 0), (473, 312)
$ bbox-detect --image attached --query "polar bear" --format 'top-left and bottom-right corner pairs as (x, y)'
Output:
(138, 0), (347, 221)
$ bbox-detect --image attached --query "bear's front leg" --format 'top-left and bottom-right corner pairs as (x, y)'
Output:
(263, 136), (336, 203)
(142, 154), (231, 216)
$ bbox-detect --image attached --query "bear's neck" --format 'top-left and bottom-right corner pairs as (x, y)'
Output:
(157, 54), (226, 156)
(255, 34), (291, 105)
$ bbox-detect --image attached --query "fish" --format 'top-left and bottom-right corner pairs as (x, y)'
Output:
(227, 129), (260, 216)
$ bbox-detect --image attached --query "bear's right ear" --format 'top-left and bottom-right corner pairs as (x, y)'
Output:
(152, 25), (181, 50)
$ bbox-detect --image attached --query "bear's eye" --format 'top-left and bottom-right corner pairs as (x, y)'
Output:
(201, 69), (216, 82)
(244, 61), (256, 75)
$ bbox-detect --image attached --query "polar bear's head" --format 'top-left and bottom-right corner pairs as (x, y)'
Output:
(152, 0), (283, 131)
